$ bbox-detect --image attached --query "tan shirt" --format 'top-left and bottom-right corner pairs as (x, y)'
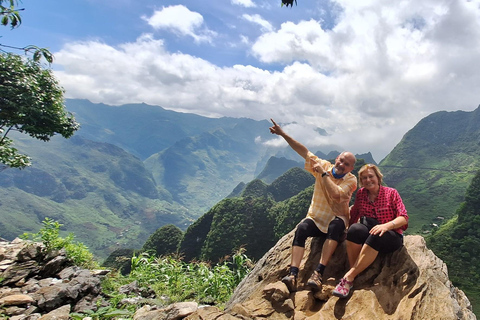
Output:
(304, 151), (357, 232)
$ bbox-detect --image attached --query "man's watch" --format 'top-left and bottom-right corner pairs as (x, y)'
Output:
(322, 172), (329, 177)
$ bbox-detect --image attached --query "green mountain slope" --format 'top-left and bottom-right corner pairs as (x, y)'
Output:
(69, 99), (277, 217)
(0, 134), (190, 258)
(144, 122), (273, 215)
(380, 106), (480, 234)
(200, 196), (277, 262)
(426, 169), (480, 317)
(177, 166), (315, 262)
(256, 156), (303, 184)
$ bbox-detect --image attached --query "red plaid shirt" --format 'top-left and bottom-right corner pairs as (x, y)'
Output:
(349, 186), (408, 234)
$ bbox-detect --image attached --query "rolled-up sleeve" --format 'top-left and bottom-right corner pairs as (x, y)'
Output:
(339, 175), (357, 203)
(392, 189), (408, 231)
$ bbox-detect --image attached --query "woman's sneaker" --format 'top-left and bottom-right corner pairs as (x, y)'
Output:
(306, 270), (323, 290)
(332, 278), (353, 298)
(281, 274), (297, 292)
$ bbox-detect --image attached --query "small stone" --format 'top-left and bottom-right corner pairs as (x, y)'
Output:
(0, 294), (35, 306)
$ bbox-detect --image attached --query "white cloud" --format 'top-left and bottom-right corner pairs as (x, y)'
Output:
(242, 14), (274, 32)
(55, 34), (273, 117)
(232, 0), (257, 8)
(251, 20), (330, 66)
(143, 5), (216, 43)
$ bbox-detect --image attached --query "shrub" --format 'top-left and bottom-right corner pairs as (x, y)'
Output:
(21, 217), (98, 269)
(102, 248), (253, 309)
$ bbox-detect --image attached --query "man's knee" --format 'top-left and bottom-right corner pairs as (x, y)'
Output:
(292, 223), (309, 247)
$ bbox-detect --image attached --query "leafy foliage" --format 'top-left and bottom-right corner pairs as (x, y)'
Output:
(200, 196), (277, 262)
(0, 54), (78, 168)
(21, 218), (97, 269)
(1, 1), (53, 61)
(101, 249), (253, 308)
(1, 2), (68, 169)
(0, 136), (29, 169)
(281, 0), (297, 7)
(0, 0), (22, 29)
(142, 224), (183, 257)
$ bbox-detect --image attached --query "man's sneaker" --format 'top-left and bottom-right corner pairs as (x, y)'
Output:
(332, 278), (354, 298)
(306, 270), (323, 290)
(281, 274), (297, 292)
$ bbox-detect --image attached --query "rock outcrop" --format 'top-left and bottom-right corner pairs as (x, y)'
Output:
(220, 232), (476, 320)
(0, 238), (111, 319)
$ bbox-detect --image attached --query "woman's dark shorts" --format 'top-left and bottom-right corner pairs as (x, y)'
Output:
(346, 222), (403, 253)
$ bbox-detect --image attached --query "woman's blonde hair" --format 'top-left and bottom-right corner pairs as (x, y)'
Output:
(358, 164), (383, 187)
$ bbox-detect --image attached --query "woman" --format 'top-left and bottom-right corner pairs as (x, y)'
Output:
(333, 164), (408, 298)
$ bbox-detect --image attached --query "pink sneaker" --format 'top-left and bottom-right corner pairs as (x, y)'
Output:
(332, 278), (353, 298)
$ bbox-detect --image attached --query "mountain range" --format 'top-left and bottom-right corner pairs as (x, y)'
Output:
(1, 99), (479, 265)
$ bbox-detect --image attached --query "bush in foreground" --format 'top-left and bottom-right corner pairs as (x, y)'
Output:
(102, 249), (253, 309)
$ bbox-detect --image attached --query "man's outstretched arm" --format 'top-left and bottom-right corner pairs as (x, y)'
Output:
(269, 119), (309, 159)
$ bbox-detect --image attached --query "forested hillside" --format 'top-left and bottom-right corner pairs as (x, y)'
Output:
(427, 169), (480, 315)
(0, 134), (190, 258)
(69, 99), (275, 216)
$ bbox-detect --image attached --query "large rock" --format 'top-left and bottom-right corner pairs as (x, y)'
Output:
(0, 238), (109, 319)
(221, 233), (476, 320)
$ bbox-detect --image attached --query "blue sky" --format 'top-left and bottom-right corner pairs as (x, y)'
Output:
(2, 0), (480, 161)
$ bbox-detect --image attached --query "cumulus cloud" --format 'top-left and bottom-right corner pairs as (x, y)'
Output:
(55, 34), (273, 118)
(54, 0), (480, 161)
(142, 5), (216, 43)
(232, 0), (257, 8)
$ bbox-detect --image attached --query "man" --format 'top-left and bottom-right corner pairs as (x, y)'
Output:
(269, 119), (357, 292)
